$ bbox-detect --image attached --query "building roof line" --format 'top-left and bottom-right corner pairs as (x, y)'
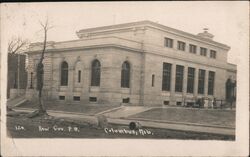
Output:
(76, 20), (230, 50)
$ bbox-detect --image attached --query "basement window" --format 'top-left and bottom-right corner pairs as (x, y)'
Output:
(73, 96), (80, 101)
(122, 98), (130, 103)
(59, 96), (65, 100)
(89, 97), (97, 102)
(163, 101), (169, 105)
(176, 102), (182, 106)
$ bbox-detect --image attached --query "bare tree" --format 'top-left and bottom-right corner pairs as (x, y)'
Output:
(8, 37), (29, 54)
(36, 17), (53, 115)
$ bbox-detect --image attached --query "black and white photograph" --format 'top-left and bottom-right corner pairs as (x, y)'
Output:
(1, 2), (249, 156)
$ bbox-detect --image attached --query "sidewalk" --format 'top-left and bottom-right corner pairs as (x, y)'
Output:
(103, 106), (153, 118)
(11, 107), (235, 136)
(7, 95), (27, 107)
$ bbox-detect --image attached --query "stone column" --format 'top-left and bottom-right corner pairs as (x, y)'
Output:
(170, 63), (176, 105)
(194, 68), (199, 97)
(204, 70), (209, 96)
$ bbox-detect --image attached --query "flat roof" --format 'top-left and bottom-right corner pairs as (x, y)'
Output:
(77, 20), (230, 50)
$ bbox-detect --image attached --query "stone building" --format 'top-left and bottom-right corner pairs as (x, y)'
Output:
(25, 21), (236, 106)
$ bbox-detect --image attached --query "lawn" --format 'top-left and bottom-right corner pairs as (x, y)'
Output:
(7, 113), (234, 140)
(129, 108), (235, 128)
(17, 100), (118, 116)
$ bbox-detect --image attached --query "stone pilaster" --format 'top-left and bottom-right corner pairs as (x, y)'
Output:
(194, 68), (199, 97)
(170, 63), (176, 105)
(66, 66), (74, 102)
(182, 65), (188, 96)
(204, 70), (209, 96)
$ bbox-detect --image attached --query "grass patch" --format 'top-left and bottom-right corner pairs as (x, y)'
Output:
(17, 100), (118, 115)
(129, 108), (235, 128)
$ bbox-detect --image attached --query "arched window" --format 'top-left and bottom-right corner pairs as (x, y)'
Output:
(61, 61), (68, 86)
(91, 60), (101, 86)
(121, 61), (130, 88)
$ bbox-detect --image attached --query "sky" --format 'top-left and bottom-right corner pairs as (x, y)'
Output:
(1, 2), (249, 64)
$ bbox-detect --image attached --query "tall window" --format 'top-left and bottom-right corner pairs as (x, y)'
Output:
(210, 50), (216, 59)
(177, 41), (186, 51)
(78, 70), (81, 83)
(91, 60), (101, 86)
(121, 61), (130, 88)
(152, 74), (155, 87)
(165, 38), (173, 48)
(175, 65), (184, 92)
(198, 69), (205, 94)
(162, 63), (172, 91)
(200, 47), (207, 56)
(61, 61), (68, 86)
(187, 67), (195, 93)
(189, 44), (197, 54)
(208, 71), (215, 95)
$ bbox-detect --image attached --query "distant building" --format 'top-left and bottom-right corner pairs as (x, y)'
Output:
(7, 53), (27, 98)
(25, 21), (236, 106)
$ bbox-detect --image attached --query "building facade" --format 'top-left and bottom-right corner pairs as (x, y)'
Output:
(25, 21), (236, 106)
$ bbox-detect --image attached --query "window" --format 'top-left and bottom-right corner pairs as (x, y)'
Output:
(177, 41), (186, 51)
(91, 60), (101, 86)
(165, 38), (173, 48)
(59, 96), (65, 100)
(89, 97), (97, 102)
(198, 69), (206, 94)
(78, 70), (81, 83)
(122, 98), (130, 103)
(73, 96), (80, 101)
(175, 65), (184, 92)
(208, 71), (215, 95)
(163, 101), (169, 105)
(187, 67), (195, 93)
(121, 61), (130, 88)
(176, 102), (182, 106)
(200, 47), (207, 56)
(189, 44), (197, 54)
(162, 63), (172, 91)
(152, 74), (155, 87)
(61, 61), (68, 86)
(210, 50), (216, 59)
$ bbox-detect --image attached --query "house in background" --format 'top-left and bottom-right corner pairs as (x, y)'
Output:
(24, 21), (236, 106)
